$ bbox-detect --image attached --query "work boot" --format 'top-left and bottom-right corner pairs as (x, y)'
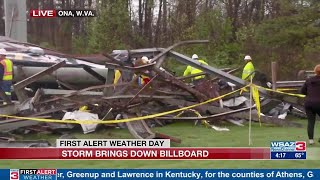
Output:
(309, 139), (314, 145)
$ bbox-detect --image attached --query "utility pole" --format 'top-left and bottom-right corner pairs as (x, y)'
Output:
(4, 0), (27, 42)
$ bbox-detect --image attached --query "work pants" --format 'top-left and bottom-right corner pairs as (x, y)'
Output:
(0, 80), (12, 100)
(305, 103), (320, 139)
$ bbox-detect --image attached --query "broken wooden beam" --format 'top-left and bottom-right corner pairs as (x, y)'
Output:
(31, 88), (43, 106)
(0, 119), (41, 133)
(14, 61), (66, 90)
(13, 61), (66, 103)
(123, 113), (181, 143)
(82, 65), (106, 83)
(155, 132), (182, 143)
(105, 62), (154, 72)
(153, 68), (208, 102)
(125, 75), (158, 106)
(56, 79), (78, 90)
(38, 82), (131, 105)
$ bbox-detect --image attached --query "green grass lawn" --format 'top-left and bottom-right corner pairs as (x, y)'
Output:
(1, 118), (320, 168)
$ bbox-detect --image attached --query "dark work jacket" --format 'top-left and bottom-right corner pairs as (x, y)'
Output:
(301, 75), (320, 106)
(0, 63), (3, 81)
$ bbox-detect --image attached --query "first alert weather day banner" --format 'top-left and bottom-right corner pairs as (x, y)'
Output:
(4, 169), (320, 180)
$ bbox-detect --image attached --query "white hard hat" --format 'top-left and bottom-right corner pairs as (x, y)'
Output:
(192, 54), (198, 59)
(141, 56), (149, 63)
(244, 55), (252, 60)
(0, 49), (6, 55)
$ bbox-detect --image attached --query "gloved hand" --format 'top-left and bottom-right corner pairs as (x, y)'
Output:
(266, 82), (272, 88)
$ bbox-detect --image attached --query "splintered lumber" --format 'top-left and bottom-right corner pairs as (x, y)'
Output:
(125, 75), (158, 106)
(14, 61), (66, 90)
(105, 62), (154, 72)
(114, 75), (139, 96)
(124, 114), (181, 143)
(42, 89), (103, 96)
(121, 113), (154, 139)
(82, 65), (106, 83)
(13, 61), (66, 102)
(31, 104), (78, 116)
(56, 79), (78, 90)
(0, 118), (41, 132)
(155, 133), (182, 143)
(126, 120), (156, 139)
(162, 99), (302, 128)
(154, 68), (208, 102)
(30, 89), (43, 105)
(38, 82), (131, 105)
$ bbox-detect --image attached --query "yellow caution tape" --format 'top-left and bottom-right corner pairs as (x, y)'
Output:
(276, 88), (298, 91)
(113, 70), (122, 84)
(175, 109), (210, 128)
(239, 87), (248, 95)
(257, 85), (305, 98)
(251, 85), (261, 127)
(79, 106), (89, 112)
(0, 85), (248, 125)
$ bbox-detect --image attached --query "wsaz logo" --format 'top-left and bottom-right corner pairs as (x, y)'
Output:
(270, 141), (306, 152)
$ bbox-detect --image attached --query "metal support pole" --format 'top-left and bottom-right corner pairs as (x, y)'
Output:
(271, 62), (277, 90)
(249, 76), (253, 146)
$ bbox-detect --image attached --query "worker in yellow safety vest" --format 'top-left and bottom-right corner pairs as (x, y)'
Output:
(242, 55), (255, 81)
(183, 54), (208, 85)
(240, 55), (255, 94)
(0, 49), (13, 100)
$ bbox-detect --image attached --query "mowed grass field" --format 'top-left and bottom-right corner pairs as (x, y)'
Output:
(1, 118), (320, 168)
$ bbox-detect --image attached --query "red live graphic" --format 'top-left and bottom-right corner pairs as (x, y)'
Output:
(30, 10), (56, 18)
(30, 10), (96, 18)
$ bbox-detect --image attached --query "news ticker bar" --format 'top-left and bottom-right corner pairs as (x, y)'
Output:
(30, 10), (96, 18)
(0, 148), (309, 160)
(4, 169), (320, 180)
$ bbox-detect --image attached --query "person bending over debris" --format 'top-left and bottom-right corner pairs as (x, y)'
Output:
(183, 54), (208, 86)
(0, 49), (13, 103)
(301, 64), (320, 145)
(134, 56), (151, 86)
